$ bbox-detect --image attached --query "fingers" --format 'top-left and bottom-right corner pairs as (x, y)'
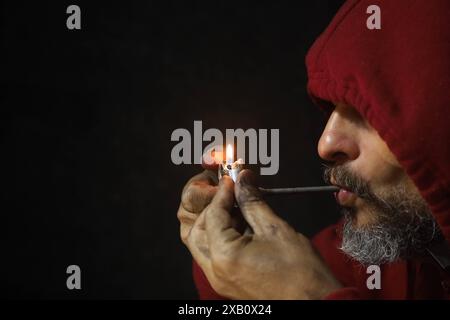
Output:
(178, 169), (218, 245)
(235, 169), (288, 236)
(179, 206), (197, 245)
(204, 176), (242, 248)
(186, 185), (236, 288)
(186, 211), (211, 269)
(202, 147), (222, 170)
(181, 170), (218, 213)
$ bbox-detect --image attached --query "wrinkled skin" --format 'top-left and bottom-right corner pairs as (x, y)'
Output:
(177, 169), (341, 299)
(177, 103), (421, 299)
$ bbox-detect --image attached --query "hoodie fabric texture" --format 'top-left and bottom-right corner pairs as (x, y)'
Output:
(192, 0), (450, 299)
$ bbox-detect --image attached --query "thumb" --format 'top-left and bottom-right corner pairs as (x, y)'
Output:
(205, 176), (241, 250)
(235, 170), (287, 236)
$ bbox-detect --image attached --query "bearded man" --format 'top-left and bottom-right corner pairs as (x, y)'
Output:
(177, 0), (450, 299)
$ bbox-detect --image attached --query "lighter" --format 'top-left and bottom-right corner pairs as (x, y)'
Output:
(218, 144), (244, 182)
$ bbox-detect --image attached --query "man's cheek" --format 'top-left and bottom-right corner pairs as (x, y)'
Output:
(360, 154), (405, 187)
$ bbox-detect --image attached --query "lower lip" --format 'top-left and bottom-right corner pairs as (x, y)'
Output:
(335, 189), (357, 206)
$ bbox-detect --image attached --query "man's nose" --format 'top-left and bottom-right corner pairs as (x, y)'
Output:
(317, 112), (360, 165)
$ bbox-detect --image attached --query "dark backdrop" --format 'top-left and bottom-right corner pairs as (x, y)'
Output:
(2, 1), (344, 299)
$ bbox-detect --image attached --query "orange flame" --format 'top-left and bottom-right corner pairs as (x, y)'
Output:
(226, 144), (233, 164)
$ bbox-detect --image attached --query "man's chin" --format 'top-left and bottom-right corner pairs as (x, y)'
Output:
(339, 210), (401, 265)
(342, 205), (378, 228)
(340, 204), (441, 266)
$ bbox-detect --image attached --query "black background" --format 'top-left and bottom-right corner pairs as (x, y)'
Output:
(2, 1), (344, 299)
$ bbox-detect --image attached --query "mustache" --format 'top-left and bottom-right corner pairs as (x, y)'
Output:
(323, 165), (386, 209)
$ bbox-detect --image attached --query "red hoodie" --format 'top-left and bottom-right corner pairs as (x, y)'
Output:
(192, 0), (450, 299)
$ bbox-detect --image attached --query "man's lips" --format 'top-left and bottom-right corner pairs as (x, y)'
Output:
(330, 178), (358, 207)
(335, 188), (358, 207)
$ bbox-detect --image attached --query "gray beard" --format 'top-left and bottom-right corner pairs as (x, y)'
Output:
(323, 165), (443, 266)
(339, 199), (442, 266)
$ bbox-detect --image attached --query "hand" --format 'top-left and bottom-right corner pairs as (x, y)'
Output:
(178, 169), (342, 299)
(177, 169), (247, 255)
(177, 169), (217, 250)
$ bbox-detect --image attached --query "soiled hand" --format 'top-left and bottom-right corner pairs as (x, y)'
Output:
(177, 169), (341, 299)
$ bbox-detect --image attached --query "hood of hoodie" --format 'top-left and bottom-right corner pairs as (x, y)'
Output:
(306, 0), (450, 242)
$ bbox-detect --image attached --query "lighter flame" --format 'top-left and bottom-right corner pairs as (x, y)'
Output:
(226, 144), (233, 164)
